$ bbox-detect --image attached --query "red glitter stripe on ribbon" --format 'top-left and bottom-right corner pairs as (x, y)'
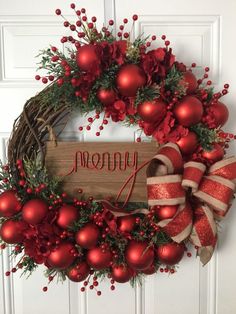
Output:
(157, 146), (183, 173)
(147, 181), (185, 200)
(210, 161), (236, 181)
(183, 166), (204, 185)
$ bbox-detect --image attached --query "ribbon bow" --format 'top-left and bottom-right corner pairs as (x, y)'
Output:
(147, 143), (236, 264)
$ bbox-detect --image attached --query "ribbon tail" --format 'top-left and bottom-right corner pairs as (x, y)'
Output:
(197, 246), (215, 266)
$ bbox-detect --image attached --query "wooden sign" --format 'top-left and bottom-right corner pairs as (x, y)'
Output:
(45, 141), (158, 202)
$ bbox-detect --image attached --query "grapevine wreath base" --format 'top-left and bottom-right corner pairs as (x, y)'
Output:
(1, 3), (236, 296)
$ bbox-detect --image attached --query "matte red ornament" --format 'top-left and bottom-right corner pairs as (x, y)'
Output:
(177, 131), (198, 155)
(75, 223), (100, 249)
(137, 99), (167, 123)
(67, 261), (90, 282)
(174, 96), (203, 127)
(0, 219), (27, 244)
(156, 242), (185, 265)
(142, 263), (156, 275)
(111, 264), (133, 283)
(86, 246), (112, 270)
(155, 205), (178, 220)
(180, 71), (198, 94)
(76, 44), (99, 71)
(22, 199), (48, 225)
(116, 64), (146, 97)
(97, 88), (116, 105)
(47, 242), (76, 269)
(125, 240), (154, 270)
(57, 205), (79, 229)
(117, 215), (136, 233)
(0, 190), (21, 218)
(202, 143), (224, 163)
(209, 101), (229, 127)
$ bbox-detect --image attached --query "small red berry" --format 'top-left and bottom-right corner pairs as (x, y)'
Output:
(55, 9), (61, 15)
(82, 16), (87, 22)
(132, 14), (138, 21)
(81, 8), (86, 13)
(97, 291), (102, 296)
(92, 16), (97, 22)
(35, 75), (41, 80)
(123, 18), (128, 24)
(109, 20), (114, 26)
(5, 271), (11, 276)
(64, 21), (69, 27)
(161, 35), (166, 40)
(151, 35), (156, 40)
(42, 77), (48, 84)
(70, 3), (75, 9)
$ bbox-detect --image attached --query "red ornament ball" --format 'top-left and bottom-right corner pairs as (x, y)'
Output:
(75, 223), (100, 249)
(137, 98), (167, 123)
(57, 205), (79, 229)
(117, 215), (136, 233)
(0, 190), (21, 218)
(155, 205), (178, 220)
(116, 64), (146, 97)
(111, 264), (133, 283)
(0, 220), (27, 244)
(47, 242), (76, 269)
(76, 44), (99, 71)
(86, 246), (112, 270)
(180, 71), (198, 94)
(67, 261), (90, 282)
(174, 96), (203, 127)
(142, 263), (156, 275)
(156, 242), (185, 265)
(202, 143), (224, 163)
(177, 131), (198, 155)
(209, 101), (229, 127)
(97, 88), (116, 105)
(142, 122), (157, 136)
(22, 199), (48, 225)
(125, 240), (154, 270)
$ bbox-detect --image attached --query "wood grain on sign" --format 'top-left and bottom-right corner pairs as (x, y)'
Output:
(45, 141), (158, 202)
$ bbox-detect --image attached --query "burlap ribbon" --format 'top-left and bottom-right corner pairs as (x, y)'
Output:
(146, 143), (236, 264)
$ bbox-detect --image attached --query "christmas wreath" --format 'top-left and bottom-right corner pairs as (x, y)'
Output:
(0, 3), (236, 296)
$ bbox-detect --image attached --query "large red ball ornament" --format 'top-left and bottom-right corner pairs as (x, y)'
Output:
(117, 215), (136, 233)
(0, 219), (27, 244)
(202, 143), (224, 163)
(86, 246), (112, 270)
(156, 242), (185, 265)
(142, 264), (156, 275)
(76, 44), (99, 71)
(137, 99), (167, 123)
(155, 205), (178, 220)
(0, 190), (21, 218)
(209, 101), (229, 127)
(174, 96), (203, 127)
(111, 264), (133, 283)
(22, 199), (48, 225)
(75, 223), (100, 249)
(177, 131), (198, 155)
(97, 88), (116, 105)
(67, 261), (90, 282)
(180, 71), (198, 94)
(125, 240), (154, 270)
(57, 205), (79, 229)
(47, 242), (76, 269)
(116, 64), (146, 97)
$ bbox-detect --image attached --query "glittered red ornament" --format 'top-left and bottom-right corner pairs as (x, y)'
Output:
(209, 101), (229, 127)
(180, 71), (198, 94)
(47, 242), (76, 269)
(111, 264), (133, 283)
(177, 131), (198, 155)
(117, 215), (136, 233)
(76, 44), (99, 71)
(0, 190), (21, 218)
(155, 205), (178, 220)
(137, 99), (167, 123)
(0, 219), (27, 244)
(86, 246), (112, 270)
(57, 205), (79, 229)
(22, 199), (48, 225)
(116, 64), (146, 97)
(156, 242), (185, 265)
(125, 240), (154, 270)
(142, 263), (156, 275)
(174, 96), (203, 127)
(75, 223), (100, 249)
(67, 261), (90, 282)
(97, 88), (116, 105)
(202, 143), (224, 163)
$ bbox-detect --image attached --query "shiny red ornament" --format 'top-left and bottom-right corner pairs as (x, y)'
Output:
(97, 88), (116, 105)
(75, 223), (100, 249)
(210, 101), (229, 127)
(67, 261), (90, 282)
(202, 143), (224, 163)
(0, 219), (27, 244)
(47, 242), (76, 269)
(155, 205), (178, 220)
(117, 215), (136, 233)
(137, 99), (167, 123)
(116, 64), (146, 97)
(156, 242), (185, 265)
(22, 199), (48, 225)
(86, 246), (112, 270)
(180, 71), (198, 94)
(125, 240), (154, 270)
(0, 190), (21, 218)
(174, 96), (203, 127)
(142, 263), (156, 275)
(57, 205), (79, 229)
(76, 44), (99, 71)
(177, 131), (198, 155)
(111, 264), (133, 283)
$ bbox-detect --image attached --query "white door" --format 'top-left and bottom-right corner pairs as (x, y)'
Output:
(1, 0), (236, 313)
